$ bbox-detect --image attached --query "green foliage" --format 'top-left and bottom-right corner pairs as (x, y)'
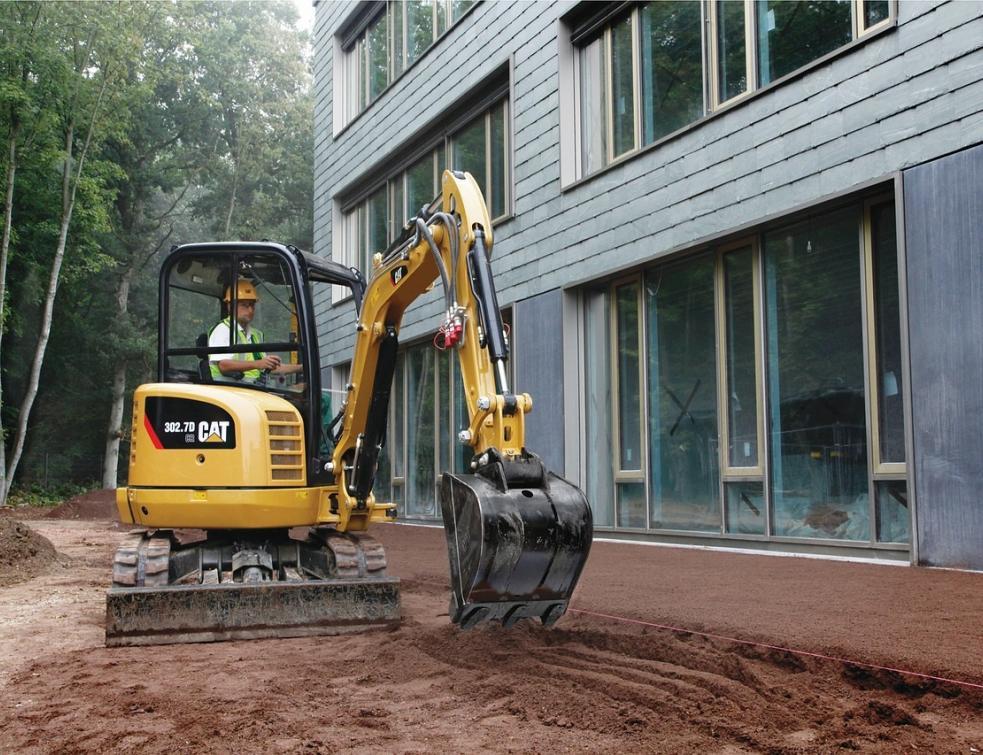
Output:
(0, 0), (314, 487)
(6, 480), (96, 508)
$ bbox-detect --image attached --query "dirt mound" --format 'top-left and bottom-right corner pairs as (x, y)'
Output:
(0, 520), (58, 587)
(43, 488), (117, 520)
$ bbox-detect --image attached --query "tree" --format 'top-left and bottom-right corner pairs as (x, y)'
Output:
(0, 1), (60, 496)
(0, 1), (316, 494)
(2, 2), (139, 501)
(190, 1), (312, 247)
(98, 2), (217, 487)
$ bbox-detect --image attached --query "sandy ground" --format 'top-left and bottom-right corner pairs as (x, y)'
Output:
(0, 495), (980, 753)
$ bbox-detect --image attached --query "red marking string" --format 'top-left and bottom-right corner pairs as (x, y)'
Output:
(567, 607), (983, 692)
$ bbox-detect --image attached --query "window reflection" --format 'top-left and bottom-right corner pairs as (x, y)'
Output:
(406, 344), (436, 517)
(876, 480), (908, 543)
(639, 1), (704, 144)
(726, 481), (765, 535)
(756, 0), (852, 86)
(616, 283), (642, 470)
(610, 14), (635, 158)
(765, 209), (870, 540)
(585, 289), (614, 527)
(716, 0), (747, 102)
(724, 248), (759, 468)
(646, 259), (721, 532)
(872, 202), (905, 464)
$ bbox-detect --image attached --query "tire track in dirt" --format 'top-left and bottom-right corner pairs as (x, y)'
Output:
(1, 518), (981, 754)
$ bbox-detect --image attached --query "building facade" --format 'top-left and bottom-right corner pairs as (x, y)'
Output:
(313, 0), (983, 570)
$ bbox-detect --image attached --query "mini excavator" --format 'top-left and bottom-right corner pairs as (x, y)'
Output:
(106, 171), (593, 645)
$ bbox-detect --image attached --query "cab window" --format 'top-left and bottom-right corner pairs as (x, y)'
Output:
(165, 252), (305, 393)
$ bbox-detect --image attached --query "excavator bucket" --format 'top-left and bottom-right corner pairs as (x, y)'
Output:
(439, 453), (592, 629)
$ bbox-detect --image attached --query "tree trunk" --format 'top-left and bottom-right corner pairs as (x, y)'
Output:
(223, 155), (239, 239)
(102, 362), (127, 488)
(0, 122), (20, 500)
(101, 262), (135, 488)
(3, 123), (77, 501)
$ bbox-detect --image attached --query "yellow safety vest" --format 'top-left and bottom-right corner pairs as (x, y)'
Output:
(209, 319), (264, 381)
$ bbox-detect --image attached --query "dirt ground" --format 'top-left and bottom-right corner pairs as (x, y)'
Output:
(0, 492), (980, 753)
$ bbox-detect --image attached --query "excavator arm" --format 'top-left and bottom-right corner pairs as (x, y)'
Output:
(329, 171), (593, 628)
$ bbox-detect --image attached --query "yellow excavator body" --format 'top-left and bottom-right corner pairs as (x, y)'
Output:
(106, 171), (592, 646)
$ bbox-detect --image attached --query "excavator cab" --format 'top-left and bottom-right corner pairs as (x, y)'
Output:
(160, 243), (364, 479)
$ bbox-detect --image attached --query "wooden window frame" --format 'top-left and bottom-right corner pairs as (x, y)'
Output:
(715, 238), (766, 481)
(862, 195), (906, 480)
(609, 276), (647, 528)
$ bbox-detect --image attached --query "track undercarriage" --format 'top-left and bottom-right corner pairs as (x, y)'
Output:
(105, 527), (399, 646)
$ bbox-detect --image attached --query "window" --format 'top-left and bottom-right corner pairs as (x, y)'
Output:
(864, 198), (908, 544)
(568, 0), (894, 177)
(336, 97), (510, 300)
(339, 1), (476, 125)
(578, 3), (704, 171)
(582, 194), (908, 548)
(765, 208), (869, 540)
(450, 100), (510, 227)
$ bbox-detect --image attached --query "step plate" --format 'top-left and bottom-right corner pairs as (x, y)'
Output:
(106, 577), (400, 646)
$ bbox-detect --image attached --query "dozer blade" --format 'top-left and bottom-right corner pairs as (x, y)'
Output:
(105, 528), (400, 646)
(106, 579), (399, 646)
(439, 454), (592, 629)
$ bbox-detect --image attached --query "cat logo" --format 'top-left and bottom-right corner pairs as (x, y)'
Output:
(390, 265), (408, 286)
(198, 420), (231, 443)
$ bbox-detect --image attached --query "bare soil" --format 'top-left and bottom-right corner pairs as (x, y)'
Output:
(0, 499), (980, 753)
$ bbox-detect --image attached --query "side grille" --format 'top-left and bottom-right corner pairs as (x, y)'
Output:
(265, 410), (303, 481)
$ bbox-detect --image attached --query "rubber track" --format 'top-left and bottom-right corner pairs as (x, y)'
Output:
(312, 529), (388, 578)
(111, 531), (171, 587)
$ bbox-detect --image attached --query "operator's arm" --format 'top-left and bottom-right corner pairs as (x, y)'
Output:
(215, 355), (282, 375)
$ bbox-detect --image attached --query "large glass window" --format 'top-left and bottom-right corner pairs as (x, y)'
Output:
(375, 335), (501, 521)
(578, 36), (607, 176)
(610, 13), (635, 160)
(639, 1), (704, 145)
(574, 0), (892, 176)
(722, 246), (760, 469)
(584, 288), (614, 527)
(647, 259), (720, 532)
(450, 100), (509, 220)
(869, 201), (904, 465)
(405, 344), (436, 517)
(715, 0), (748, 103)
(615, 283), (645, 528)
(583, 195), (907, 549)
(406, 152), (436, 224)
(338, 99), (510, 298)
(756, 0), (852, 86)
(765, 209), (869, 541)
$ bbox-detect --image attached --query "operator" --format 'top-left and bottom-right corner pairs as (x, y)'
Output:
(208, 280), (303, 382)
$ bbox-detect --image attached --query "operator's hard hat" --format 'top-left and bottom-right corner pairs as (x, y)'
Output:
(223, 279), (259, 302)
